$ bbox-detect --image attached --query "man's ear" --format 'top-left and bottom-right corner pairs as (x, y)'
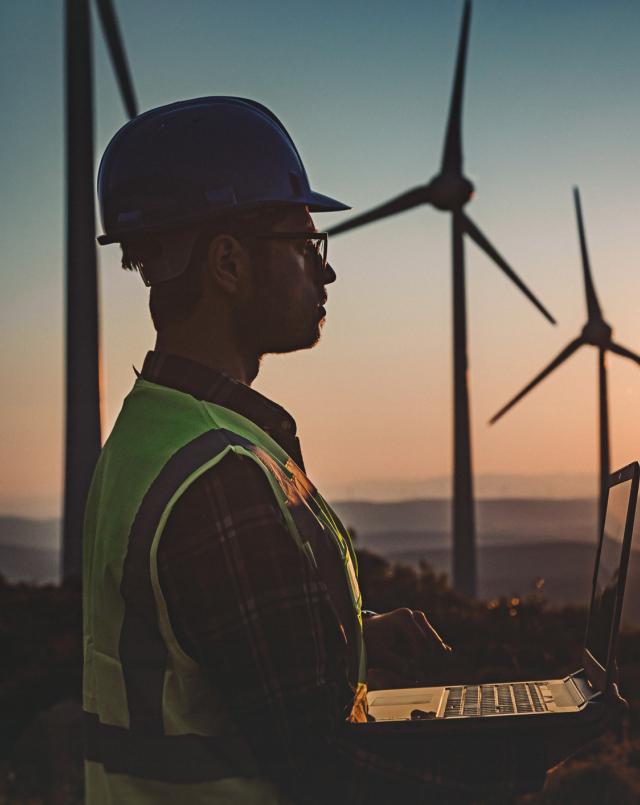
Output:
(206, 234), (249, 294)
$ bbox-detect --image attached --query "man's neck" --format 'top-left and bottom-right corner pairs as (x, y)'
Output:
(154, 335), (260, 386)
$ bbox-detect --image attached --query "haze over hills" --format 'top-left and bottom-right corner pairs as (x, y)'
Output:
(332, 497), (599, 547)
(321, 473), (598, 503)
(0, 497), (602, 585)
(0, 496), (599, 554)
(0, 474), (598, 519)
(0, 517), (60, 585)
(330, 497), (640, 623)
(3, 491), (639, 623)
(0, 517), (60, 550)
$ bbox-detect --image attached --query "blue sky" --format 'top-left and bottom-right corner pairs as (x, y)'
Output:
(1, 0), (639, 515)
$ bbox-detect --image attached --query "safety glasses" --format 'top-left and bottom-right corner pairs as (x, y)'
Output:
(249, 232), (328, 270)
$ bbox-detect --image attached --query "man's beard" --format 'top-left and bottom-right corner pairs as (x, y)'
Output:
(234, 295), (323, 357)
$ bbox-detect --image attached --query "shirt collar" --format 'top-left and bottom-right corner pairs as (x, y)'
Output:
(140, 351), (304, 467)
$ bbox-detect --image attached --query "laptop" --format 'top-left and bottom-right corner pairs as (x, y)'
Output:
(358, 461), (639, 735)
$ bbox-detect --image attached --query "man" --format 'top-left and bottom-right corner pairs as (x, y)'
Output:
(82, 97), (531, 804)
(84, 98), (470, 805)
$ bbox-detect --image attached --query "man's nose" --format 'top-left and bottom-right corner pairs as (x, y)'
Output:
(324, 262), (337, 285)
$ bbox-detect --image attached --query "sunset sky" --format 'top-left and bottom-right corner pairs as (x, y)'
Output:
(1, 0), (639, 517)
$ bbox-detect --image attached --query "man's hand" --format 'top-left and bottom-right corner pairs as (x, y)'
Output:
(363, 608), (452, 690)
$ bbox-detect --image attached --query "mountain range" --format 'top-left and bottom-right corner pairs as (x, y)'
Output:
(2, 497), (638, 622)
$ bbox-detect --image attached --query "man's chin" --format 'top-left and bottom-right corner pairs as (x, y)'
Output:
(264, 326), (322, 355)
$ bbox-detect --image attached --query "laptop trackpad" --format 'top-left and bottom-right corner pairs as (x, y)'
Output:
(367, 687), (444, 721)
(547, 681), (581, 708)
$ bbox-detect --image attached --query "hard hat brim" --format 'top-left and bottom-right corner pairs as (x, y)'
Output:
(304, 191), (351, 213)
(97, 193), (350, 246)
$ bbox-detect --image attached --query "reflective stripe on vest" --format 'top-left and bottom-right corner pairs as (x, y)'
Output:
(83, 380), (366, 803)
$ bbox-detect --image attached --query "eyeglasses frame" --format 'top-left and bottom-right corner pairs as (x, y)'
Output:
(244, 231), (328, 270)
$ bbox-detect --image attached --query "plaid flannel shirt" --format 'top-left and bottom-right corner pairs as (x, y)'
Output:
(143, 351), (526, 804)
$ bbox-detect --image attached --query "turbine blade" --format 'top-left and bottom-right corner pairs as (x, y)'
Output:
(440, 0), (472, 175)
(94, 0), (138, 119)
(461, 213), (557, 324)
(609, 341), (640, 366)
(573, 187), (603, 323)
(489, 337), (584, 425)
(327, 185), (433, 236)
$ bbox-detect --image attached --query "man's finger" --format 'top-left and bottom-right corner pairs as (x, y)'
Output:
(412, 610), (453, 653)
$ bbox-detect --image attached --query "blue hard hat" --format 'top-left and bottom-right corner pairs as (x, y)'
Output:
(97, 96), (350, 246)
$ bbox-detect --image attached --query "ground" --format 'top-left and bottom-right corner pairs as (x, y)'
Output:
(1, 552), (639, 803)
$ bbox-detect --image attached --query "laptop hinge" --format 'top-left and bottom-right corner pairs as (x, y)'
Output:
(567, 669), (593, 704)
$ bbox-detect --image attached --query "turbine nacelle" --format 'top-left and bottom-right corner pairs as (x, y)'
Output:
(581, 318), (612, 347)
(427, 172), (475, 211)
(490, 188), (640, 465)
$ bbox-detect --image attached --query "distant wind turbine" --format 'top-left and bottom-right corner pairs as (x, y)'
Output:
(63, 0), (138, 582)
(328, 0), (555, 597)
(490, 187), (640, 531)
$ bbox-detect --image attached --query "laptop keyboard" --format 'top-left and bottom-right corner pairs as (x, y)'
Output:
(444, 682), (547, 718)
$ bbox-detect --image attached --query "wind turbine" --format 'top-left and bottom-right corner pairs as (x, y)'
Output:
(490, 187), (640, 531)
(327, 0), (555, 597)
(63, 0), (138, 582)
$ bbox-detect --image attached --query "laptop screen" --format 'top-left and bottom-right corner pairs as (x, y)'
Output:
(585, 479), (632, 669)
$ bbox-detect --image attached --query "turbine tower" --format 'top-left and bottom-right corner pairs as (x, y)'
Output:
(490, 187), (640, 531)
(327, 0), (555, 597)
(63, 0), (138, 582)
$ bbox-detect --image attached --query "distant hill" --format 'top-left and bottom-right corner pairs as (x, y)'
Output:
(0, 518), (60, 584)
(332, 498), (640, 620)
(0, 544), (59, 584)
(4, 499), (599, 558)
(321, 473), (597, 502)
(1, 473), (598, 515)
(0, 517), (60, 551)
(332, 498), (599, 544)
(3, 499), (638, 618)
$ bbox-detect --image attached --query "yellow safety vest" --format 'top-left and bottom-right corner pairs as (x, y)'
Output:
(83, 378), (367, 804)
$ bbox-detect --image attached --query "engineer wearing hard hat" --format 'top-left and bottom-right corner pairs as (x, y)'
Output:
(83, 97), (511, 804)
